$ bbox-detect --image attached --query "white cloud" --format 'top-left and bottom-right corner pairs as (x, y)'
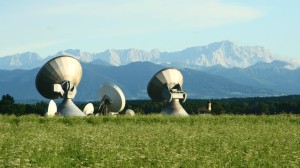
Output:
(36, 0), (263, 30)
(0, 0), (264, 56)
(283, 58), (300, 70)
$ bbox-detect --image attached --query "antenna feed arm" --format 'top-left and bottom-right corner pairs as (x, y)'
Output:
(53, 81), (77, 99)
(65, 87), (77, 99)
(180, 92), (187, 103)
(53, 84), (64, 98)
(161, 86), (187, 103)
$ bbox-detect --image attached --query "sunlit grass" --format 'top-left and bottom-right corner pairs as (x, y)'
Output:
(0, 115), (299, 167)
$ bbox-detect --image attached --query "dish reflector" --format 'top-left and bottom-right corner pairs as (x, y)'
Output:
(98, 83), (126, 115)
(45, 100), (57, 117)
(35, 55), (82, 99)
(35, 55), (85, 116)
(147, 68), (184, 102)
(125, 109), (135, 116)
(83, 103), (94, 115)
(147, 68), (188, 116)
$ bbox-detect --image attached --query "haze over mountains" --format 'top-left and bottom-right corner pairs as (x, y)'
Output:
(1, 41), (275, 70)
(0, 41), (299, 102)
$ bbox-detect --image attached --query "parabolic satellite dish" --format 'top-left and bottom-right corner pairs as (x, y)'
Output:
(147, 68), (188, 116)
(45, 100), (57, 117)
(83, 103), (94, 115)
(98, 83), (126, 115)
(125, 109), (135, 116)
(35, 55), (85, 116)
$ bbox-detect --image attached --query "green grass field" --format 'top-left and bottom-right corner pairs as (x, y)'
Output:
(0, 115), (300, 167)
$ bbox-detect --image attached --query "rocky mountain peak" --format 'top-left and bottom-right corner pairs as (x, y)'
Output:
(206, 41), (273, 68)
(0, 52), (43, 70)
(53, 49), (95, 63)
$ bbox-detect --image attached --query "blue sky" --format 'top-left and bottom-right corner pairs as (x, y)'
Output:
(0, 0), (299, 58)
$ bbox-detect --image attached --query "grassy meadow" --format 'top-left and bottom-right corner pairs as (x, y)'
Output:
(0, 115), (300, 167)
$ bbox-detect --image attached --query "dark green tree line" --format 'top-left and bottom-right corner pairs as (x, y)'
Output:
(1, 94), (300, 115)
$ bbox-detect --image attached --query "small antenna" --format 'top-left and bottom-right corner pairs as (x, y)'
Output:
(45, 100), (57, 117)
(125, 109), (135, 116)
(83, 103), (94, 115)
(98, 83), (126, 115)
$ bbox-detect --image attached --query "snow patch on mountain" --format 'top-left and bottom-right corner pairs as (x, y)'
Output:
(282, 58), (300, 70)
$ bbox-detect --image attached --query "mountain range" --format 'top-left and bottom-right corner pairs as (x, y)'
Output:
(0, 41), (275, 70)
(0, 41), (299, 102)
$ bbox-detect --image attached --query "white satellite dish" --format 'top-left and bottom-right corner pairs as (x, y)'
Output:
(83, 103), (94, 115)
(147, 68), (188, 116)
(98, 83), (126, 115)
(125, 109), (135, 116)
(45, 100), (57, 117)
(36, 55), (86, 116)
